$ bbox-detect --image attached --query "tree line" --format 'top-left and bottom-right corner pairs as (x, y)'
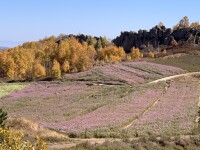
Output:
(0, 36), (145, 80)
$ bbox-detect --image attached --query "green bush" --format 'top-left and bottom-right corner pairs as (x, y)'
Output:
(0, 109), (7, 128)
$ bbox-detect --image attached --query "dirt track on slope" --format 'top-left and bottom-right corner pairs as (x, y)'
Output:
(47, 138), (123, 150)
(122, 82), (169, 129)
(148, 72), (200, 84)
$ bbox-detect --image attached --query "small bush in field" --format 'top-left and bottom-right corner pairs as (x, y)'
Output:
(0, 128), (46, 150)
(148, 51), (155, 58)
(68, 132), (78, 138)
(0, 109), (7, 128)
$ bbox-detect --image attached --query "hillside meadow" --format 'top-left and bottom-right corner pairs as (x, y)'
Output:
(0, 52), (200, 149)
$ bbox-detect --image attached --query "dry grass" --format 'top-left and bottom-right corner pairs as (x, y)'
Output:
(0, 83), (27, 98)
(5, 118), (68, 142)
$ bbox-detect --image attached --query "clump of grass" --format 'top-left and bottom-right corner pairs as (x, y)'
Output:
(5, 118), (68, 142)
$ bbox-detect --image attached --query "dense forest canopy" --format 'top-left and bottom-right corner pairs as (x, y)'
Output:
(0, 16), (200, 80)
(0, 36), (129, 80)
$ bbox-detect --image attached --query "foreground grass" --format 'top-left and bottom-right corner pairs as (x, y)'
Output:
(0, 83), (28, 98)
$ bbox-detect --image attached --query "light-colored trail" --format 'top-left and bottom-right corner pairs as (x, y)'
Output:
(122, 82), (169, 129)
(148, 72), (200, 84)
(47, 138), (123, 150)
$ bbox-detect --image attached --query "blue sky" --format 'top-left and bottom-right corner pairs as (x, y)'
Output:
(1, 0), (200, 47)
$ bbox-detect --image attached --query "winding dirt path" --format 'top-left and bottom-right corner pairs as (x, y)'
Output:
(148, 72), (200, 84)
(47, 138), (123, 150)
(122, 82), (169, 129)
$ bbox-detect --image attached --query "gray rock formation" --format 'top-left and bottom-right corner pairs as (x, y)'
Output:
(113, 26), (200, 53)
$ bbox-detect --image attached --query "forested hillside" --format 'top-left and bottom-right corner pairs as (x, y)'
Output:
(0, 36), (132, 80)
(0, 16), (200, 81)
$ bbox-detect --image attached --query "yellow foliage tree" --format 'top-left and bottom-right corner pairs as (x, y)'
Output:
(62, 60), (70, 73)
(130, 47), (143, 60)
(68, 38), (96, 72)
(190, 22), (199, 28)
(148, 51), (155, 58)
(0, 51), (7, 74)
(32, 61), (46, 78)
(0, 35), (111, 80)
(15, 59), (27, 80)
(125, 55), (132, 61)
(56, 41), (70, 63)
(51, 59), (61, 78)
(173, 16), (190, 30)
(0, 128), (46, 150)
(98, 45), (125, 62)
(6, 57), (16, 80)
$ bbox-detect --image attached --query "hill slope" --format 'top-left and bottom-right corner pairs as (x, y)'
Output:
(1, 59), (200, 149)
(0, 61), (192, 134)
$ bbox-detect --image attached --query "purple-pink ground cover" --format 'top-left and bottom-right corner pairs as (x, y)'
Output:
(66, 61), (185, 84)
(46, 87), (164, 132)
(0, 61), (191, 135)
(9, 82), (86, 99)
(129, 77), (199, 134)
(0, 82), (91, 124)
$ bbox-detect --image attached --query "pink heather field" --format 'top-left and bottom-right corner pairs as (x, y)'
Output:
(66, 61), (186, 84)
(128, 76), (200, 135)
(46, 85), (165, 132)
(0, 61), (199, 137)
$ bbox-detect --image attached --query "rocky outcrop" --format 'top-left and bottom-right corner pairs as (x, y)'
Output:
(113, 26), (200, 53)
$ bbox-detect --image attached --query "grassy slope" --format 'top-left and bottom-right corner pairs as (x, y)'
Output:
(0, 60), (199, 140)
(0, 83), (27, 98)
(150, 54), (200, 72)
